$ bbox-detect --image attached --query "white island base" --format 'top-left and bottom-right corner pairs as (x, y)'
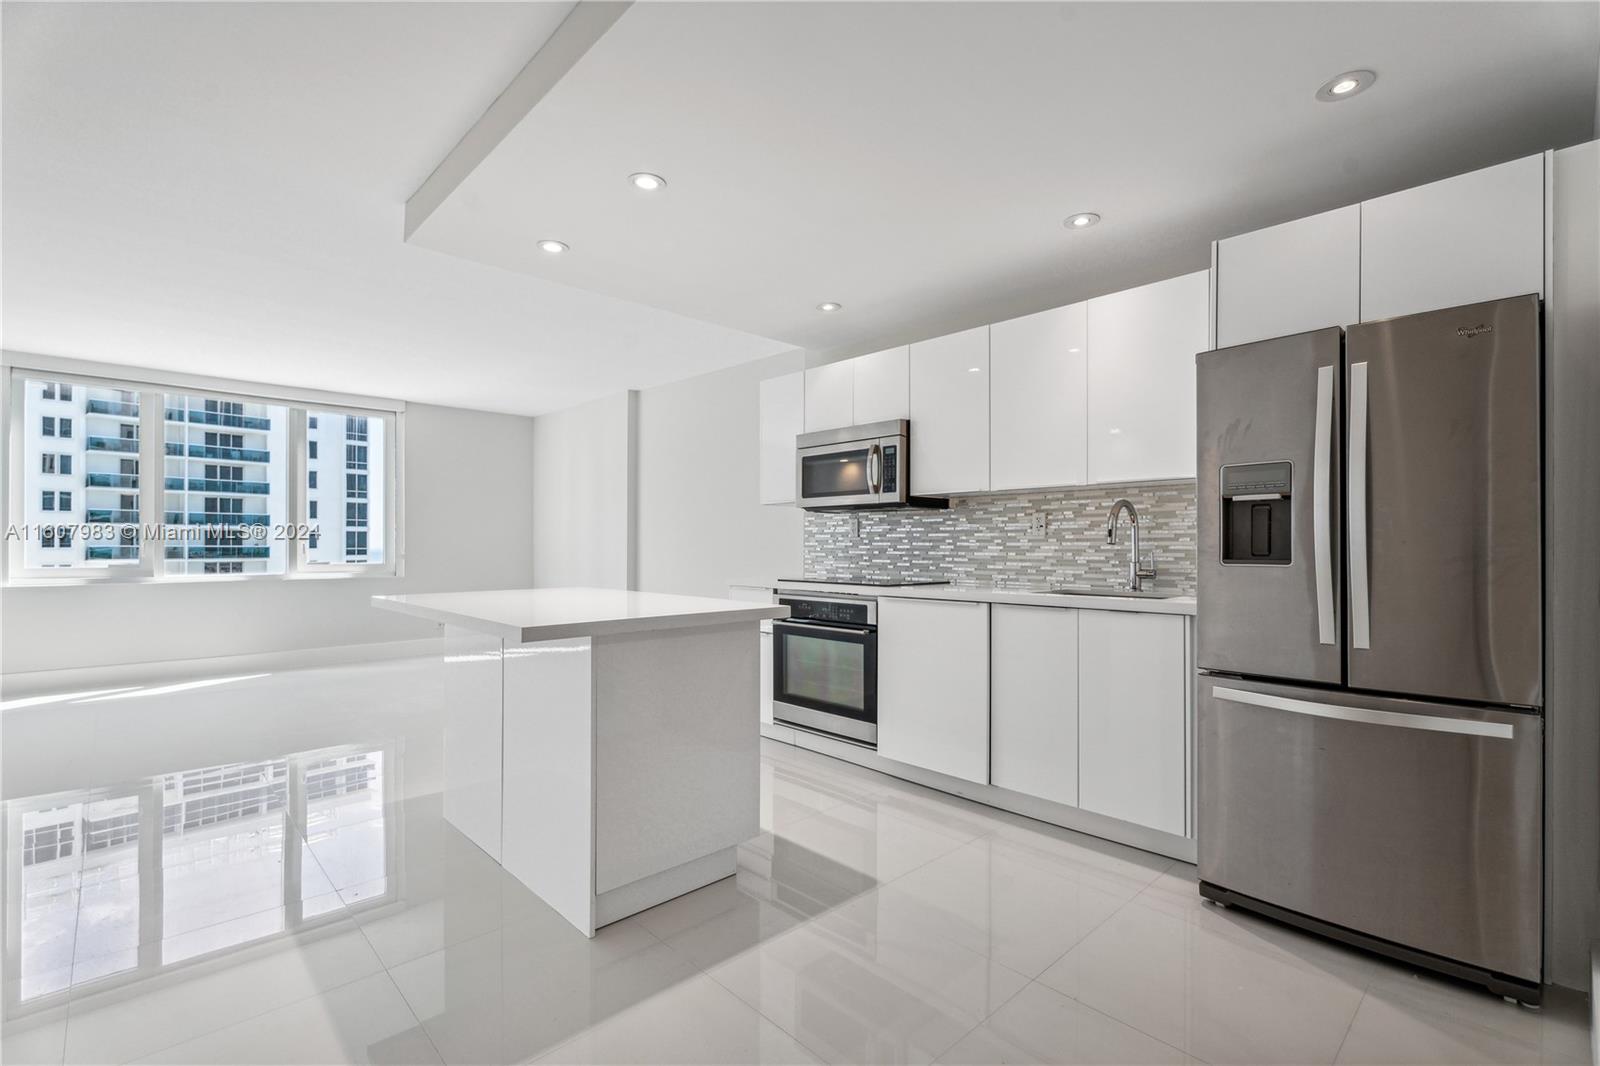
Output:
(374, 589), (788, 936)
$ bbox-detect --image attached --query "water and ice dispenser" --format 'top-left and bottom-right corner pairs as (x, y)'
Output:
(1220, 461), (1292, 564)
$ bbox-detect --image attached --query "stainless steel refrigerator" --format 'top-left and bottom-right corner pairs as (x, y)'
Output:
(1195, 294), (1544, 1004)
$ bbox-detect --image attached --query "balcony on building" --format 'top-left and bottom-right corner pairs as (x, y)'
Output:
(87, 435), (140, 453)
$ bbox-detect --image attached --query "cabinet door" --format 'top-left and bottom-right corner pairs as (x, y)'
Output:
(759, 630), (774, 726)
(909, 326), (990, 495)
(1361, 154), (1544, 322)
(804, 361), (854, 432)
(1077, 611), (1186, 835)
(990, 605), (1078, 807)
(877, 597), (990, 783)
(1086, 271), (1208, 483)
(990, 303), (1087, 490)
(853, 346), (910, 424)
(1216, 206), (1361, 347)
(758, 372), (804, 505)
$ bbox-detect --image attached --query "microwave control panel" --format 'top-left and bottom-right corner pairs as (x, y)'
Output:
(880, 445), (898, 493)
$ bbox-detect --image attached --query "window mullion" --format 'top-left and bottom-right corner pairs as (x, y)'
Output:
(286, 408), (306, 577)
(135, 388), (162, 579)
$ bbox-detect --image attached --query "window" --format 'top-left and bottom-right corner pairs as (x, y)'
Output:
(9, 370), (398, 581)
(165, 392), (285, 576)
(305, 409), (386, 567)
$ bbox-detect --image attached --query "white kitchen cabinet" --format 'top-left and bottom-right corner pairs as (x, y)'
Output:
(1086, 270), (1208, 483)
(804, 361), (855, 432)
(990, 605), (1079, 807)
(759, 630), (774, 726)
(1077, 611), (1186, 835)
(852, 345), (910, 424)
(909, 326), (990, 495)
(758, 371), (804, 505)
(990, 302), (1087, 490)
(1216, 205), (1361, 347)
(1361, 154), (1545, 322)
(877, 597), (990, 783)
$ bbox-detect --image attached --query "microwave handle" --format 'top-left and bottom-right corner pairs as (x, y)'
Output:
(868, 443), (882, 494)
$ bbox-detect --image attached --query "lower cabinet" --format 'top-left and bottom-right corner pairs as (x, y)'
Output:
(877, 597), (990, 784)
(990, 604), (1079, 808)
(759, 629), (774, 726)
(1077, 611), (1187, 836)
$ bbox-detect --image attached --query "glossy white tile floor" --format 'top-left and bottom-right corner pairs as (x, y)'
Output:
(1, 656), (1592, 1065)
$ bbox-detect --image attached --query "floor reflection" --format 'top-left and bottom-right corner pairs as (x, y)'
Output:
(3, 743), (394, 1018)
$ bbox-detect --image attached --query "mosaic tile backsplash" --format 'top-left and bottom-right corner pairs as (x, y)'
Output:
(801, 480), (1198, 595)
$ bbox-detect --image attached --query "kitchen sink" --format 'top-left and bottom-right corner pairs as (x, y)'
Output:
(1044, 587), (1179, 599)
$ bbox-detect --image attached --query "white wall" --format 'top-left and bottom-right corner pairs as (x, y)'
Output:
(531, 390), (634, 588)
(636, 351), (804, 596)
(1546, 139), (1600, 992)
(0, 401), (538, 675)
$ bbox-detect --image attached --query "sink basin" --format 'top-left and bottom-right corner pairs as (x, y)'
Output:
(1044, 587), (1177, 599)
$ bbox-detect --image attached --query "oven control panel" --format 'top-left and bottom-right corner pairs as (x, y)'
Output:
(778, 597), (875, 626)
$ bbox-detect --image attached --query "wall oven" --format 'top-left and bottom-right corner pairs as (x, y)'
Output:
(772, 593), (877, 745)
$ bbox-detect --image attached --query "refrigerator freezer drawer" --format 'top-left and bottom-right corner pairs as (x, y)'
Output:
(1197, 676), (1542, 984)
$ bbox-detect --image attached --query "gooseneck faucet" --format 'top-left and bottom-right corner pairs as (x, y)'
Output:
(1106, 498), (1158, 592)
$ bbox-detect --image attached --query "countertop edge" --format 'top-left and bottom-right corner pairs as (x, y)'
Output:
(768, 581), (1197, 616)
(371, 596), (789, 642)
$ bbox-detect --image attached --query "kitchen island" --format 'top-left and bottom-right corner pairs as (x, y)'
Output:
(372, 588), (788, 936)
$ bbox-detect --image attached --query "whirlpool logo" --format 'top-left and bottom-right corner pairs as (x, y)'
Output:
(1456, 323), (1494, 338)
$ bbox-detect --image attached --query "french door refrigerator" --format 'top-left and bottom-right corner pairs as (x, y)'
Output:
(1195, 294), (1544, 1004)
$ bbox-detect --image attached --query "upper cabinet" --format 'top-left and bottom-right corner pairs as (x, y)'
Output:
(803, 361), (854, 432)
(758, 371), (804, 505)
(1216, 205), (1361, 348)
(990, 302), (1088, 491)
(1086, 270), (1209, 483)
(852, 345), (910, 424)
(909, 326), (991, 495)
(1360, 154), (1545, 322)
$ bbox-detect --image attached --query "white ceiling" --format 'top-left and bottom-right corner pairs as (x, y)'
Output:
(0, 2), (791, 417)
(410, 1), (1600, 355)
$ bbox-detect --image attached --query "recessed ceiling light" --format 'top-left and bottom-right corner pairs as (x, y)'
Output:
(538, 240), (569, 254)
(1064, 212), (1101, 230)
(1068, 347), (1081, 353)
(1316, 70), (1376, 102)
(967, 367), (982, 373)
(816, 302), (843, 313)
(630, 172), (667, 192)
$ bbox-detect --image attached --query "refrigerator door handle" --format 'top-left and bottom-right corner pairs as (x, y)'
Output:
(1212, 686), (1514, 739)
(1313, 364), (1335, 646)
(1349, 360), (1371, 650)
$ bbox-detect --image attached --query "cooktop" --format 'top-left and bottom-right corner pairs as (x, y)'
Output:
(779, 576), (951, 587)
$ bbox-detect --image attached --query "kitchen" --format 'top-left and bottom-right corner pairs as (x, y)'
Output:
(2, 3), (1598, 1064)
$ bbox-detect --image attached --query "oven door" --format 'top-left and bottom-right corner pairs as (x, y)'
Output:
(796, 440), (884, 509)
(772, 620), (877, 745)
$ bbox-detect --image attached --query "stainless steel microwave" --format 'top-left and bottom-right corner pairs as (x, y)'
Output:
(794, 420), (944, 511)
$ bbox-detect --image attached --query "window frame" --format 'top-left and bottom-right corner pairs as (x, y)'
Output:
(3, 355), (404, 585)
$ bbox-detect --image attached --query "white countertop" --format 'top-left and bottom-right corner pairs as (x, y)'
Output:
(373, 588), (790, 643)
(766, 579), (1197, 616)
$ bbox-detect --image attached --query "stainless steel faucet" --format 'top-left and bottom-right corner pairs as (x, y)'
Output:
(1106, 498), (1158, 592)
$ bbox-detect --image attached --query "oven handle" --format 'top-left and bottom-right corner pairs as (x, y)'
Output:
(774, 621), (875, 637)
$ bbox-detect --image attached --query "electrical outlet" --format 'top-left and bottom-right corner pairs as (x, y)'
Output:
(1028, 512), (1049, 534)
(851, 514), (862, 539)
